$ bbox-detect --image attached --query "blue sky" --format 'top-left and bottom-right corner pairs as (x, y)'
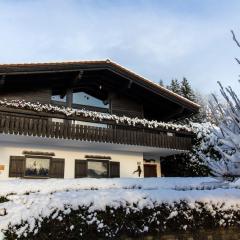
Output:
(0, 0), (239, 94)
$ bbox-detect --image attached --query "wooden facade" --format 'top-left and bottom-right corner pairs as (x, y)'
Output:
(0, 60), (200, 121)
(0, 60), (200, 179)
(0, 107), (193, 150)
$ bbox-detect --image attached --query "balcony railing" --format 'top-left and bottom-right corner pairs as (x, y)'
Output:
(0, 107), (193, 150)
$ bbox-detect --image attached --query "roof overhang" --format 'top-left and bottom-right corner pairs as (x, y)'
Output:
(0, 59), (200, 119)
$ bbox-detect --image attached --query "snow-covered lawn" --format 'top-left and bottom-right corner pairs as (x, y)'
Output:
(1, 177), (239, 196)
(1, 177), (240, 239)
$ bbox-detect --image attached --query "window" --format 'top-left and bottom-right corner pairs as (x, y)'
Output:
(25, 157), (50, 177)
(72, 92), (109, 109)
(87, 160), (109, 178)
(51, 90), (109, 111)
(51, 94), (67, 103)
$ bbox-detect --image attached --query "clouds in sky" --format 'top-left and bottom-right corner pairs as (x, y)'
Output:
(0, 0), (239, 94)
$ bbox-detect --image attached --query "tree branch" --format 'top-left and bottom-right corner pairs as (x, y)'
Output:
(235, 57), (240, 65)
(231, 30), (240, 48)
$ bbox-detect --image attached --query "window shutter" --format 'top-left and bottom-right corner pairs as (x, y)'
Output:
(49, 158), (65, 178)
(9, 156), (25, 177)
(110, 161), (120, 178)
(75, 160), (87, 178)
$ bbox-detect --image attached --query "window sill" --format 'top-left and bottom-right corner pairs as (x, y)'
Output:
(23, 176), (50, 179)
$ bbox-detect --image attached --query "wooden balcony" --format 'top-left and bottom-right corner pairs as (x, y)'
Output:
(0, 107), (193, 150)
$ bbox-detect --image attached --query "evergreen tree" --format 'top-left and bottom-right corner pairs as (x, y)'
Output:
(189, 91), (212, 123)
(180, 77), (196, 101)
(159, 79), (164, 87)
(168, 79), (181, 95)
(204, 82), (240, 182)
(166, 77), (211, 123)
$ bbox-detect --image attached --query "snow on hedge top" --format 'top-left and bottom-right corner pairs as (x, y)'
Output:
(0, 99), (192, 132)
(1, 177), (240, 239)
(1, 183), (240, 239)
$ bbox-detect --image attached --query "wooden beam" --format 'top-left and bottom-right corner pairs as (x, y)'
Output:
(164, 106), (184, 121)
(72, 70), (84, 85)
(127, 79), (133, 89)
(0, 67), (104, 76)
(0, 75), (6, 86)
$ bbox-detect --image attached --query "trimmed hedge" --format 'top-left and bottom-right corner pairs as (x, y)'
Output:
(3, 201), (240, 240)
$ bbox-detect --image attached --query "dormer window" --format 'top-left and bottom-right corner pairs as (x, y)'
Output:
(72, 92), (109, 109)
(51, 89), (109, 112)
(51, 94), (67, 103)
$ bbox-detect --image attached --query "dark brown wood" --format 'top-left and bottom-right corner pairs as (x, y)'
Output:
(0, 106), (193, 136)
(0, 110), (193, 150)
(85, 155), (111, 160)
(75, 160), (87, 178)
(144, 164), (157, 178)
(22, 151), (55, 156)
(9, 156), (25, 177)
(49, 158), (65, 178)
(111, 94), (143, 118)
(0, 60), (200, 123)
(110, 161), (120, 178)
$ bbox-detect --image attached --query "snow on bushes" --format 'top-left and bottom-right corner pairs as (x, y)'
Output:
(188, 122), (221, 174)
(1, 178), (240, 239)
(200, 82), (240, 181)
(0, 99), (192, 132)
(2, 188), (240, 239)
(161, 122), (220, 177)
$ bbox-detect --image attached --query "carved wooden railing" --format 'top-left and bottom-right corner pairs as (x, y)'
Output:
(0, 108), (193, 150)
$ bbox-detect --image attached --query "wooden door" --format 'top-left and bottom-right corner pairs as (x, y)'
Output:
(144, 164), (157, 178)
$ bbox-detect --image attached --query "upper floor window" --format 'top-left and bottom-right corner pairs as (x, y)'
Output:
(51, 94), (67, 103)
(72, 92), (109, 109)
(51, 89), (109, 110)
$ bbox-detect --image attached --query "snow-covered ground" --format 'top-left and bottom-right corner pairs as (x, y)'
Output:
(1, 177), (240, 239)
(0, 177), (237, 196)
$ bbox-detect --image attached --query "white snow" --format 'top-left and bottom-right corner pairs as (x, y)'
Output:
(1, 177), (240, 239)
(0, 177), (220, 196)
(0, 99), (192, 132)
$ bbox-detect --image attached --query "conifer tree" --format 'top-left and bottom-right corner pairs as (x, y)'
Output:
(180, 77), (196, 102)
(159, 79), (164, 87)
(168, 79), (181, 95)
(203, 82), (240, 182)
(202, 30), (240, 182)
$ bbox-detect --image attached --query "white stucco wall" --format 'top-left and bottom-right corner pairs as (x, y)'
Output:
(0, 142), (144, 179)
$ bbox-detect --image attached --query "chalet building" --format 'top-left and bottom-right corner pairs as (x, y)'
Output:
(0, 60), (199, 179)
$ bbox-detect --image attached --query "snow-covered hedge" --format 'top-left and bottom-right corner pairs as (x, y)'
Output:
(1, 178), (240, 239)
(1, 188), (240, 239)
(0, 99), (192, 132)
